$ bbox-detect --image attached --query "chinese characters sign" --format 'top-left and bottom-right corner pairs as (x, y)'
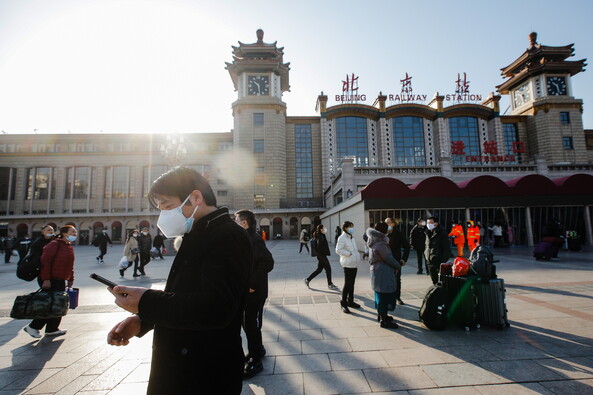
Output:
(445, 72), (482, 102)
(450, 140), (525, 162)
(388, 72), (427, 103)
(335, 73), (367, 102)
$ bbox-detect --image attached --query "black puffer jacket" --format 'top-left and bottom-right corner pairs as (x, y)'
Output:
(424, 225), (452, 266)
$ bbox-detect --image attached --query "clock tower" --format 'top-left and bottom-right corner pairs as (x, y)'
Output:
(497, 32), (587, 164)
(225, 29), (290, 210)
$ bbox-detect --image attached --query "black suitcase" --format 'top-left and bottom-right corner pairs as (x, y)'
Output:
(419, 284), (452, 330)
(476, 278), (510, 329)
(533, 241), (557, 260)
(567, 238), (581, 252)
(440, 275), (479, 330)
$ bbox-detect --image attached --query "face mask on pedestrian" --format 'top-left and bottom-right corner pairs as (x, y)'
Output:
(157, 194), (199, 238)
(347, 227), (354, 235)
(387, 225), (393, 231)
(420, 221), (426, 226)
(44, 233), (54, 239)
(467, 223), (472, 228)
(427, 223), (436, 231)
(321, 228), (326, 234)
(132, 233), (138, 237)
(142, 231), (148, 236)
(66, 235), (77, 242)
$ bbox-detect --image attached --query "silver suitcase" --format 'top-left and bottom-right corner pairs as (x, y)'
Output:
(476, 278), (510, 329)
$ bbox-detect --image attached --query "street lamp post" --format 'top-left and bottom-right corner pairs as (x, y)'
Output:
(160, 134), (187, 167)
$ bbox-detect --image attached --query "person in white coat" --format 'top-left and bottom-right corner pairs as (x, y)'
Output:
(335, 221), (361, 314)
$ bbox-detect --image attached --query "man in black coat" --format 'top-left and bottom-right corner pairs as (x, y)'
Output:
(409, 218), (428, 275)
(16, 234), (32, 261)
(93, 229), (112, 264)
(137, 227), (152, 275)
(152, 230), (166, 259)
(235, 209), (274, 379)
(107, 167), (251, 395)
(385, 218), (410, 305)
(425, 216), (453, 285)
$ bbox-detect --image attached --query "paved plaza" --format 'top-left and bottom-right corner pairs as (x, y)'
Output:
(0, 240), (592, 394)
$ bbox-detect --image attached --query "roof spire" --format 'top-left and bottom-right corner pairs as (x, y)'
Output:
(529, 32), (538, 49)
(256, 29), (264, 44)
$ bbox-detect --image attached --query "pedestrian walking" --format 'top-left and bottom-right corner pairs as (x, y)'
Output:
(299, 228), (310, 253)
(489, 222), (504, 248)
(425, 217), (452, 285)
(107, 167), (251, 394)
(22, 225), (77, 339)
(152, 230), (166, 259)
(410, 218), (428, 275)
(335, 221), (361, 314)
(93, 229), (112, 264)
(385, 218), (410, 305)
(367, 222), (401, 329)
(304, 224), (337, 290)
(120, 229), (139, 278)
(235, 209), (274, 379)
(3, 235), (16, 263)
(137, 227), (152, 275)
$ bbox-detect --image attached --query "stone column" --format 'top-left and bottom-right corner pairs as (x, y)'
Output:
(584, 205), (593, 246)
(525, 206), (534, 247)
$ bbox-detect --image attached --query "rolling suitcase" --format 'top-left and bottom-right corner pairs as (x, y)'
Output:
(533, 242), (555, 260)
(476, 278), (510, 329)
(440, 275), (479, 330)
(419, 284), (452, 330)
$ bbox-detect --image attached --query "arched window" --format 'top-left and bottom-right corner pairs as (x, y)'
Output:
(290, 217), (299, 238)
(111, 221), (123, 242)
(335, 116), (368, 167)
(449, 116), (481, 165)
(392, 116), (426, 166)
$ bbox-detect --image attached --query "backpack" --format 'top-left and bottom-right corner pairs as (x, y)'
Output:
(469, 245), (495, 278)
(16, 253), (42, 281)
(419, 284), (452, 330)
(91, 237), (99, 247)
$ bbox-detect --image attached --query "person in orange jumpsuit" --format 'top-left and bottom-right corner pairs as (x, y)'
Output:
(466, 220), (480, 253)
(448, 221), (466, 257)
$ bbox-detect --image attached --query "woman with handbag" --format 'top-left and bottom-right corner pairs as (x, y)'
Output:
(23, 225), (77, 338)
(120, 229), (140, 277)
(304, 224), (337, 290)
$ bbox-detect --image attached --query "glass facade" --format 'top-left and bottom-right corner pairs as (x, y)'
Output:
(253, 113), (264, 126)
(392, 117), (426, 166)
(335, 116), (368, 167)
(253, 139), (264, 153)
(0, 167), (15, 200)
(295, 124), (313, 198)
(563, 136), (574, 149)
(25, 168), (56, 200)
(105, 166), (129, 198)
(503, 123), (520, 164)
(65, 167), (91, 199)
(449, 116), (481, 165)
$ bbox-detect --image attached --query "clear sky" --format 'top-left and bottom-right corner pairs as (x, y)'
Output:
(0, 0), (591, 134)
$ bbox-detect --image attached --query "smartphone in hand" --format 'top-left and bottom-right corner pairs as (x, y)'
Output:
(90, 273), (118, 288)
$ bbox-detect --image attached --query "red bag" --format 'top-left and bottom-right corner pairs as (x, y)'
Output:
(162, 248), (167, 255)
(452, 257), (470, 277)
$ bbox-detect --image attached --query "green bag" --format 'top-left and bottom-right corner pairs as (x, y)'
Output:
(10, 289), (69, 319)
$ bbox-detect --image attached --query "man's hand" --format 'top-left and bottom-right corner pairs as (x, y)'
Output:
(109, 286), (148, 314)
(107, 315), (141, 346)
(249, 288), (255, 293)
(42, 280), (51, 290)
(400, 260), (407, 266)
(67, 280), (74, 288)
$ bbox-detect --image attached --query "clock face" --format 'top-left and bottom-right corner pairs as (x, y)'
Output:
(513, 83), (531, 107)
(247, 75), (270, 96)
(546, 76), (567, 96)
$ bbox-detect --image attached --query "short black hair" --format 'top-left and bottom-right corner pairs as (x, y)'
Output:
(148, 167), (216, 209)
(427, 216), (439, 223)
(235, 209), (256, 230)
(374, 221), (388, 234)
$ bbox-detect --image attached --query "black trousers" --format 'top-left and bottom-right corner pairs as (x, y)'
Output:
(428, 264), (439, 285)
(138, 252), (150, 272)
(415, 248), (428, 272)
(133, 255), (141, 274)
(341, 267), (358, 303)
(30, 279), (66, 332)
(4, 250), (11, 263)
(395, 268), (402, 299)
(307, 255), (332, 285)
(243, 292), (266, 360)
(299, 242), (309, 253)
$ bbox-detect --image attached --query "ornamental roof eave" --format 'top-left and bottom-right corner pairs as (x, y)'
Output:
(324, 104), (380, 120)
(384, 104), (438, 120)
(500, 44), (575, 77)
(497, 59), (587, 94)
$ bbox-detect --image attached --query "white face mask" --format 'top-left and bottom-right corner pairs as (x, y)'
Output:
(66, 235), (77, 242)
(132, 233), (138, 237)
(427, 223), (436, 231)
(420, 221), (426, 226)
(142, 231), (148, 236)
(321, 228), (326, 234)
(157, 194), (199, 238)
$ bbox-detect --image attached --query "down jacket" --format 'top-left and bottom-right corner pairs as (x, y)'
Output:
(335, 232), (360, 268)
(366, 228), (401, 293)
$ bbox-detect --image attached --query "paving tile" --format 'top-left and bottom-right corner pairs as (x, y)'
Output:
(2, 368), (60, 391)
(25, 363), (95, 394)
(278, 329), (323, 342)
(106, 382), (148, 394)
(538, 379), (593, 394)
(304, 370), (371, 394)
(476, 382), (556, 394)
(274, 354), (331, 374)
(302, 339), (352, 354)
(408, 387), (481, 394)
(53, 374), (99, 395)
(328, 350), (389, 370)
(431, 346), (500, 363)
(480, 342), (548, 360)
(477, 359), (563, 382)
(421, 363), (505, 386)
(380, 347), (449, 367)
(242, 373), (303, 395)
(81, 359), (141, 391)
(534, 357), (593, 379)
(262, 341), (302, 356)
(120, 362), (150, 383)
(348, 336), (404, 352)
(0, 370), (31, 390)
(363, 366), (437, 392)
(321, 326), (369, 339)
